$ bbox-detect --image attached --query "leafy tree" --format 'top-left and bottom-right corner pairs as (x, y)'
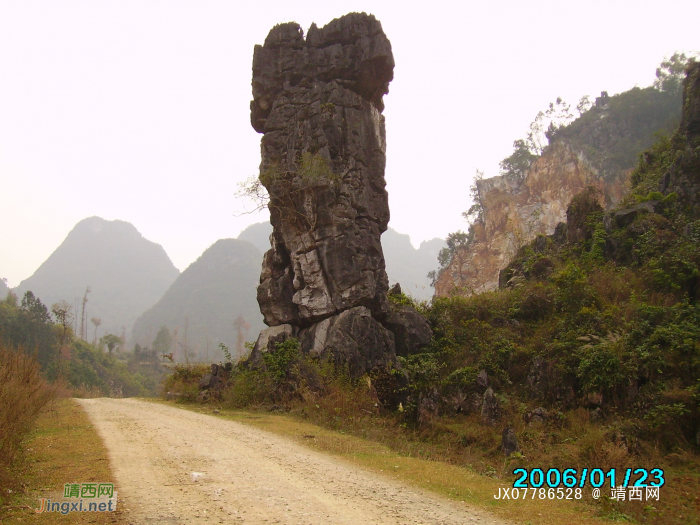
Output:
(499, 139), (537, 181)
(525, 97), (575, 155)
(51, 301), (73, 348)
(99, 333), (122, 355)
(152, 325), (173, 357)
(575, 95), (592, 117)
(21, 291), (52, 324)
(91, 317), (101, 345)
(654, 52), (697, 95)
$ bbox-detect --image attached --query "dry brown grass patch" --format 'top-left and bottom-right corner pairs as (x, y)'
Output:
(0, 398), (129, 524)
(0, 343), (56, 492)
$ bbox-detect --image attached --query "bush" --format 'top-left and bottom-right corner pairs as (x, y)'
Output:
(0, 342), (56, 493)
(161, 363), (210, 401)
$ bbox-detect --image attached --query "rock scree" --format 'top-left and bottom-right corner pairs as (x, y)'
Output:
(248, 13), (426, 377)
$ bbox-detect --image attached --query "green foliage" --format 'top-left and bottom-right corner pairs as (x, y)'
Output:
(644, 403), (690, 429)
(0, 290), (162, 397)
(220, 342), (233, 363)
(653, 52), (697, 95)
(629, 131), (680, 191)
(576, 332), (634, 396)
(152, 325), (172, 356)
(499, 139), (537, 181)
(553, 263), (598, 314)
(557, 82), (683, 183)
(0, 291), (58, 369)
(435, 230), (473, 274)
(584, 221), (607, 263)
(20, 291), (52, 324)
(387, 290), (414, 307)
(99, 333), (122, 355)
(298, 152), (335, 183)
(262, 338), (302, 383)
(161, 363), (210, 401)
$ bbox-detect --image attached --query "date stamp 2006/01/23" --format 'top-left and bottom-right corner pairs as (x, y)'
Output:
(494, 468), (664, 501)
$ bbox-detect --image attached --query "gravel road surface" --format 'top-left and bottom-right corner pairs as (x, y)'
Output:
(77, 398), (510, 525)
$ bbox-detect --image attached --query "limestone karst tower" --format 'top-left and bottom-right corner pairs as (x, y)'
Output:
(249, 13), (428, 377)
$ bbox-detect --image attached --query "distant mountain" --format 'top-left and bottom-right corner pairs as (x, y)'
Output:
(15, 217), (179, 339)
(0, 278), (9, 298)
(131, 239), (264, 361)
(237, 221), (273, 254)
(382, 229), (445, 301)
(238, 221), (444, 302)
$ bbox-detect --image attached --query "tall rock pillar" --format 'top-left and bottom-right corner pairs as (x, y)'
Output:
(249, 12), (401, 377)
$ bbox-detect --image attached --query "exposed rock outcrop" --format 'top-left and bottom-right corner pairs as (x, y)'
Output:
(501, 427), (519, 456)
(249, 13), (420, 378)
(659, 62), (700, 209)
(435, 80), (684, 297)
(435, 143), (620, 296)
(252, 12), (393, 327)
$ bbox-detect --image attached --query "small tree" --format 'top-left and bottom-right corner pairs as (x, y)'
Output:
(99, 333), (122, 356)
(499, 139), (538, 182)
(654, 52), (697, 95)
(152, 326), (173, 359)
(91, 317), (101, 345)
(21, 291), (52, 324)
(51, 301), (74, 370)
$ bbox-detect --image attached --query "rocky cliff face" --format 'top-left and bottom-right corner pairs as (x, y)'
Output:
(435, 80), (685, 298)
(435, 142), (627, 296)
(661, 61), (700, 208)
(249, 13), (429, 377)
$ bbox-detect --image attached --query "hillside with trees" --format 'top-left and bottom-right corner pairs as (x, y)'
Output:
(433, 54), (693, 297)
(131, 238), (264, 361)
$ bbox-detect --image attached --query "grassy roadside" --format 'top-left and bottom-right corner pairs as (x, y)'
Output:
(0, 398), (128, 525)
(155, 399), (612, 525)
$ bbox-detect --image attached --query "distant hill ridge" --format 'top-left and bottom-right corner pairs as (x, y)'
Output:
(130, 238), (264, 360)
(15, 216), (179, 338)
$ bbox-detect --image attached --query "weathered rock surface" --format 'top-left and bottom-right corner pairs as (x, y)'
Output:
(296, 306), (396, 378)
(435, 142), (623, 296)
(481, 387), (500, 426)
(250, 13), (410, 378)
(435, 80), (684, 297)
(383, 303), (432, 357)
(251, 324), (297, 358)
(252, 13), (394, 327)
(659, 62), (700, 209)
(501, 427), (519, 457)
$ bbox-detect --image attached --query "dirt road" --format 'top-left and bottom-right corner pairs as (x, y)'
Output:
(77, 398), (510, 525)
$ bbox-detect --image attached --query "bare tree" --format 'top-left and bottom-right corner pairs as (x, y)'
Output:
(51, 301), (74, 376)
(80, 286), (91, 340)
(91, 317), (102, 345)
(233, 315), (250, 358)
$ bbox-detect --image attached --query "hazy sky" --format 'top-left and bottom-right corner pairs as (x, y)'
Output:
(1, 1), (698, 287)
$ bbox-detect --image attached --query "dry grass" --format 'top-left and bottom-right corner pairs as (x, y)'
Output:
(0, 344), (56, 492)
(0, 398), (129, 524)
